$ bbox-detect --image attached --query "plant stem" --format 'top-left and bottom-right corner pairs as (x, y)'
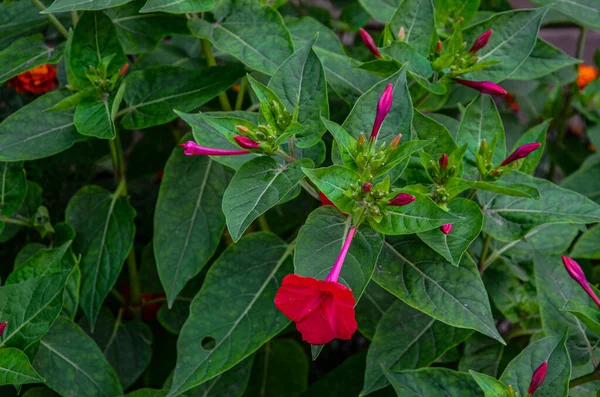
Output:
(414, 92), (430, 109)
(569, 368), (600, 388)
(0, 216), (32, 227)
(202, 39), (233, 111)
(299, 179), (319, 200)
(127, 247), (142, 321)
(258, 214), (270, 231)
(478, 234), (492, 273)
(577, 27), (588, 61)
(108, 134), (127, 185)
(71, 10), (79, 26)
(32, 0), (69, 38)
(235, 76), (248, 111)
(110, 288), (126, 305)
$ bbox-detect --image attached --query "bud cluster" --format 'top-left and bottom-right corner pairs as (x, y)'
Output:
(355, 133), (403, 175)
(270, 100), (292, 132)
(427, 153), (458, 185)
(234, 121), (280, 154)
(346, 176), (391, 222)
(82, 56), (128, 93)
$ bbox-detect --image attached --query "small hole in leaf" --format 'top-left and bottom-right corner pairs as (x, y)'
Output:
(201, 336), (216, 351)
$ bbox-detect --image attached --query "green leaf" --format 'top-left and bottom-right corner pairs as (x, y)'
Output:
(534, 253), (599, 366)
(342, 66), (412, 145)
(167, 233), (294, 396)
(45, 0), (134, 12)
(1, 181), (41, 243)
(66, 12), (127, 90)
(0, 90), (79, 161)
(0, 34), (63, 84)
(285, 16), (345, 56)
(457, 95), (505, 176)
(389, 0), (435, 56)
(499, 334), (571, 397)
(473, 180), (540, 199)
(0, 162), (26, 217)
(380, 41), (433, 78)
(0, 348), (44, 386)
(302, 166), (358, 215)
(563, 303), (600, 335)
(268, 38), (328, 148)
(321, 118), (357, 165)
(374, 236), (503, 343)
(81, 309), (153, 389)
(186, 356), (253, 397)
(417, 198), (483, 266)
(355, 281), (396, 341)
(33, 317), (123, 397)
(0, 2), (51, 42)
(243, 340), (308, 397)
(510, 120), (549, 174)
(562, 161), (600, 204)
(385, 367), (484, 397)
(0, 271), (70, 352)
(375, 140), (432, 178)
(6, 242), (71, 285)
(222, 157), (312, 242)
(469, 371), (508, 397)
(140, 0), (213, 14)
(369, 192), (458, 235)
(511, 39), (580, 80)
(362, 300), (472, 395)
(62, 263), (81, 320)
(571, 224), (600, 259)
(74, 94), (117, 139)
(155, 147), (230, 307)
(358, 0), (400, 23)
(435, 0), (480, 27)
(121, 65), (244, 129)
(188, 0), (294, 75)
(126, 390), (166, 397)
(294, 207), (384, 299)
(501, 223), (579, 262)
(531, 0), (600, 29)
(66, 185), (136, 327)
(412, 111), (457, 160)
(106, 1), (190, 54)
(479, 172), (600, 242)
(459, 334), (505, 377)
(461, 7), (548, 82)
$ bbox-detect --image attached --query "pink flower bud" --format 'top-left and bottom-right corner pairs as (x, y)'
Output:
(469, 29), (493, 53)
(361, 182), (372, 194)
(527, 361), (547, 396)
(454, 79), (507, 95)
(390, 134), (402, 150)
(500, 142), (541, 166)
(118, 63), (129, 77)
(371, 84), (393, 140)
(440, 224), (452, 235)
(389, 193), (416, 206)
(439, 154), (448, 170)
(562, 255), (600, 307)
(359, 28), (381, 58)
(398, 27), (405, 41)
(0, 322), (6, 337)
(234, 136), (260, 149)
(179, 141), (249, 156)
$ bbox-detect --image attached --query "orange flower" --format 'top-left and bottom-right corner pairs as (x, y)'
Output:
(577, 64), (598, 89)
(8, 64), (58, 94)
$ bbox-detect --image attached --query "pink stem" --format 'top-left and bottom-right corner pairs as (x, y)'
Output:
(583, 285), (600, 308)
(326, 226), (357, 283)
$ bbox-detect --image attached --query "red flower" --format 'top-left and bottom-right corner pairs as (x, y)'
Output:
(121, 284), (166, 321)
(8, 64), (58, 94)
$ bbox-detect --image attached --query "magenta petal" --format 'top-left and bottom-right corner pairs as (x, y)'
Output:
(454, 79), (507, 96)
(528, 361), (548, 396)
(370, 84), (393, 139)
(359, 28), (381, 58)
(500, 142), (541, 166)
(179, 141), (249, 156)
(388, 193), (416, 206)
(234, 136), (260, 149)
(469, 29), (493, 53)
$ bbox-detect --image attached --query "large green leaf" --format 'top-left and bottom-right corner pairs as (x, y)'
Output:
(0, 348), (44, 386)
(563, 303), (600, 335)
(268, 39), (328, 148)
(499, 335), (571, 397)
(417, 198), (483, 266)
(105, 1), (190, 54)
(1, 181), (41, 242)
(534, 253), (599, 366)
(411, 111), (457, 160)
(479, 172), (600, 242)
(74, 95), (117, 139)
(531, 0), (600, 29)
(222, 157), (312, 242)
(167, 233), (293, 396)
(294, 207), (384, 300)
(6, 242), (71, 285)
(511, 39), (580, 80)
(373, 236), (503, 342)
(66, 185), (136, 327)
(66, 12), (127, 90)
(355, 281), (396, 341)
(81, 309), (153, 389)
(186, 357), (253, 397)
(285, 16), (344, 56)
(562, 161), (600, 204)
(571, 224), (600, 259)
(385, 368), (484, 397)
(0, 272), (70, 352)
(473, 180), (540, 199)
(500, 223), (579, 262)
(155, 147), (230, 307)
(0, 90), (79, 161)
(461, 7), (548, 82)
(459, 334), (505, 377)
(358, 0), (400, 23)
(121, 65), (244, 129)
(457, 95), (505, 176)
(369, 192), (458, 235)
(33, 317), (123, 397)
(362, 300), (472, 395)
(389, 0), (435, 56)
(140, 0), (213, 14)
(469, 371), (508, 397)
(0, 2), (51, 42)
(435, 0), (480, 27)
(302, 165), (359, 214)
(45, 0), (134, 12)
(0, 34), (63, 84)
(188, 0), (293, 75)
(0, 162), (26, 217)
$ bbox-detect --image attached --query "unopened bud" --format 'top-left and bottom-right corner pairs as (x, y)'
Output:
(439, 154), (448, 170)
(500, 142), (541, 166)
(454, 78), (507, 96)
(440, 224), (452, 235)
(118, 63), (129, 77)
(236, 125), (251, 135)
(398, 26), (405, 41)
(480, 140), (488, 154)
(390, 134), (402, 150)
(562, 255), (600, 307)
(435, 40), (443, 55)
(359, 28), (381, 58)
(371, 84), (393, 140)
(389, 193), (416, 206)
(234, 135), (260, 149)
(489, 169), (502, 177)
(527, 361), (548, 396)
(358, 133), (366, 147)
(469, 29), (493, 53)
(0, 321), (6, 337)
(361, 182), (372, 194)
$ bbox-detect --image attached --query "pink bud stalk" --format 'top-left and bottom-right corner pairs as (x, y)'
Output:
(179, 141), (249, 156)
(562, 255), (600, 307)
(371, 84), (393, 140)
(500, 142), (541, 166)
(234, 136), (260, 149)
(440, 224), (453, 235)
(439, 153), (448, 170)
(454, 79), (507, 96)
(326, 226), (358, 283)
(389, 193), (416, 206)
(469, 29), (493, 53)
(359, 28), (381, 58)
(0, 322), (6, 337)
(527, 361), (548, 396)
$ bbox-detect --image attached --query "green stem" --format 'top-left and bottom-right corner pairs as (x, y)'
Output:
(577, 27), (588, 61)
(71, 10), (79, 26)
(414, 92), (430, 109)
(0, 216), (32, 227)
(569, 369), (600, 388)
(478, 234), (492, 273)
(506, 327), (542, 340)
(235, 76), (248, 111)
(110, 288), (126, 305)
(202, 39), (233, 111)
(32, 0), (69, 38)
(127, 247), (142, 321)
(258, 214), (270, 231)
(299, 179), (319, 200)
(108, 134), (126, 185)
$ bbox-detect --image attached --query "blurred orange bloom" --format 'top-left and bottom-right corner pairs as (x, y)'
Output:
(8, 64), (58, 94)
(577, 64), (598, 89)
